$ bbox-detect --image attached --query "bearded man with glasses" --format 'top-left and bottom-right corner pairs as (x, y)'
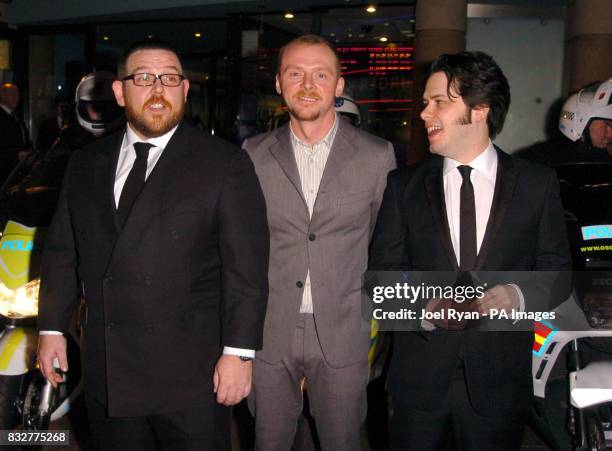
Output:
(37, 38), (269, 451)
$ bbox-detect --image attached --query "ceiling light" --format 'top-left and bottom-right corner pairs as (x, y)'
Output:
(103, 36), (110, 41)
(194, 33), (202, 38)
(379, 36), (388, 42)
(284, 12), (294, 19)
(366, 6), (376, 13)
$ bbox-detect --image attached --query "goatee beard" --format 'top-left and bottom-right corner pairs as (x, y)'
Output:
(288, 90), (322, 121)
(288, 108), (320, 122)
(125, 95), (184, 138)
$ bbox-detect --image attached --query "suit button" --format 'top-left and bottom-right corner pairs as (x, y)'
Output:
(308, 234), (316, 241)
(144, 276), (152, 286)
(103, 276), (112, 284)
(107, 322), (115, 329)
(171, 230), (180, 240)
(296, 281), (303, 288)
(143, 324), (153, 333)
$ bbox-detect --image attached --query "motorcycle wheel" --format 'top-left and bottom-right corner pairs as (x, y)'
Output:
(22, 372), (56, 431)
(0, 375), (23, 429)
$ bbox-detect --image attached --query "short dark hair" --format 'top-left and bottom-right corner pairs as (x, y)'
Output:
(277, 35), (341, 76)
(117, 38), (184, 78)
(430, 51), (510, 139)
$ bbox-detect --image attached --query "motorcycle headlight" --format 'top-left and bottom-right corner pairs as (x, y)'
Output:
(0, 278), (40, 319)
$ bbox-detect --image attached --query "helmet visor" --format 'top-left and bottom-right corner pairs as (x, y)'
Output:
(77, 100), (123, 124)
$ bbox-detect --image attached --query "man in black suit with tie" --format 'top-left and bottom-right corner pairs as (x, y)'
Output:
(369, 51), (571, 450)
(37, 39), (269, 450)
(0, 82), (29, 182)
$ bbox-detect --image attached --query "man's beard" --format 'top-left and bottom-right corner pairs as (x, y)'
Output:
(125, 95), (184, 138)
(287, 91), (322, 122)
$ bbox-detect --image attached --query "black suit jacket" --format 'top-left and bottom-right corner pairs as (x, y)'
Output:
(39, 122), (269, 417)
(369, 148), (571, 417)
(0, 108), (28, 181)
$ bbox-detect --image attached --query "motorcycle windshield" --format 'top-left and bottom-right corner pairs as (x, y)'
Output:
(554, 162), (612, 270)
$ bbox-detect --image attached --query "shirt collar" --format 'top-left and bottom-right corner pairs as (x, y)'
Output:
(289, 114), (339, 149)
(443, 140), (497, 182)
(123, 122), (180, 152)
(0, 104), (13, 116)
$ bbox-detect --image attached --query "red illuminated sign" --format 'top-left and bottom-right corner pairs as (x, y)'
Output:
(337, 46), (414, 75)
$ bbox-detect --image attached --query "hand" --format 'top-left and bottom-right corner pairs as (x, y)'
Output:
(424, 298), (469, 331)
(213, 355), (252, 406)
(37, 335), (68, 388)
(468, 284), (520, 316)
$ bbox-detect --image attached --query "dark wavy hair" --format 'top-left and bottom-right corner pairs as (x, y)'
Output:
(117, 38), (183, 78)
(431, 51), (510, 139)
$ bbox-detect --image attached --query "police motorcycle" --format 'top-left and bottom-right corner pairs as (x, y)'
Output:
(531, 79), (612, 450)
(0, 71), (123, 430)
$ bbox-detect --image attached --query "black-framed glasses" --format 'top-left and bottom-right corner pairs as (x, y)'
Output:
(121, 73), (186, 87)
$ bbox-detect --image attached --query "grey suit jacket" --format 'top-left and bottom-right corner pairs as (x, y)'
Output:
(244, 119), (396, 367)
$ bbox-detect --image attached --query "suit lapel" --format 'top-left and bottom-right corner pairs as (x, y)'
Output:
(94, 130), (123, 238)
(476, 148), (518, 269)
(268, 125), (308, 208)
(424, 159), (459, 271)
(316, 120), (358, 197)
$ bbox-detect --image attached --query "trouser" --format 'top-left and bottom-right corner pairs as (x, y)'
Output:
(249, 313), (368, 451)
(389, 364), (524, 451)
(86, 394), (230, 451)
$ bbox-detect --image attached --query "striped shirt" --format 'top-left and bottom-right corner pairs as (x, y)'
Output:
(289, 115), (339, 313)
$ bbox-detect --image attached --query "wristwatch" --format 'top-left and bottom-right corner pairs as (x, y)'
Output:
(239, 356), (253, 362)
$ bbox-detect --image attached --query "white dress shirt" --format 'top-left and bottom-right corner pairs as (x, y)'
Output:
(0, 104), (13, 116)
(42, 123), (254, 358)
(443, 140), (498, 260)
(112, 124), (176, 205)
(422, 141), (523, 330)
(289, 115), (339, 314)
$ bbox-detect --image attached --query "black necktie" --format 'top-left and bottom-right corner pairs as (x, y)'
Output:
(458, 165), (477, 270)
(117, 142), (153, 227)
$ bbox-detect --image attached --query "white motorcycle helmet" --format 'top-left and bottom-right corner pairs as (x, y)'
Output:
(334, 94), (361, 127)
(75, 71), (124, 136)
(559, 78), (612, 142)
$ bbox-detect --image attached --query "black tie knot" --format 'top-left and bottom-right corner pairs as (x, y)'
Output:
(457, 165), (472, 181)
(133, 142), (153, 160)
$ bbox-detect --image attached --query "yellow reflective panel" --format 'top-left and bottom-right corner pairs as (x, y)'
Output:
(0, 221), (38, 290)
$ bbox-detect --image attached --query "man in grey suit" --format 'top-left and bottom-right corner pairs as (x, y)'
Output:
(243, 35), (396, 451)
